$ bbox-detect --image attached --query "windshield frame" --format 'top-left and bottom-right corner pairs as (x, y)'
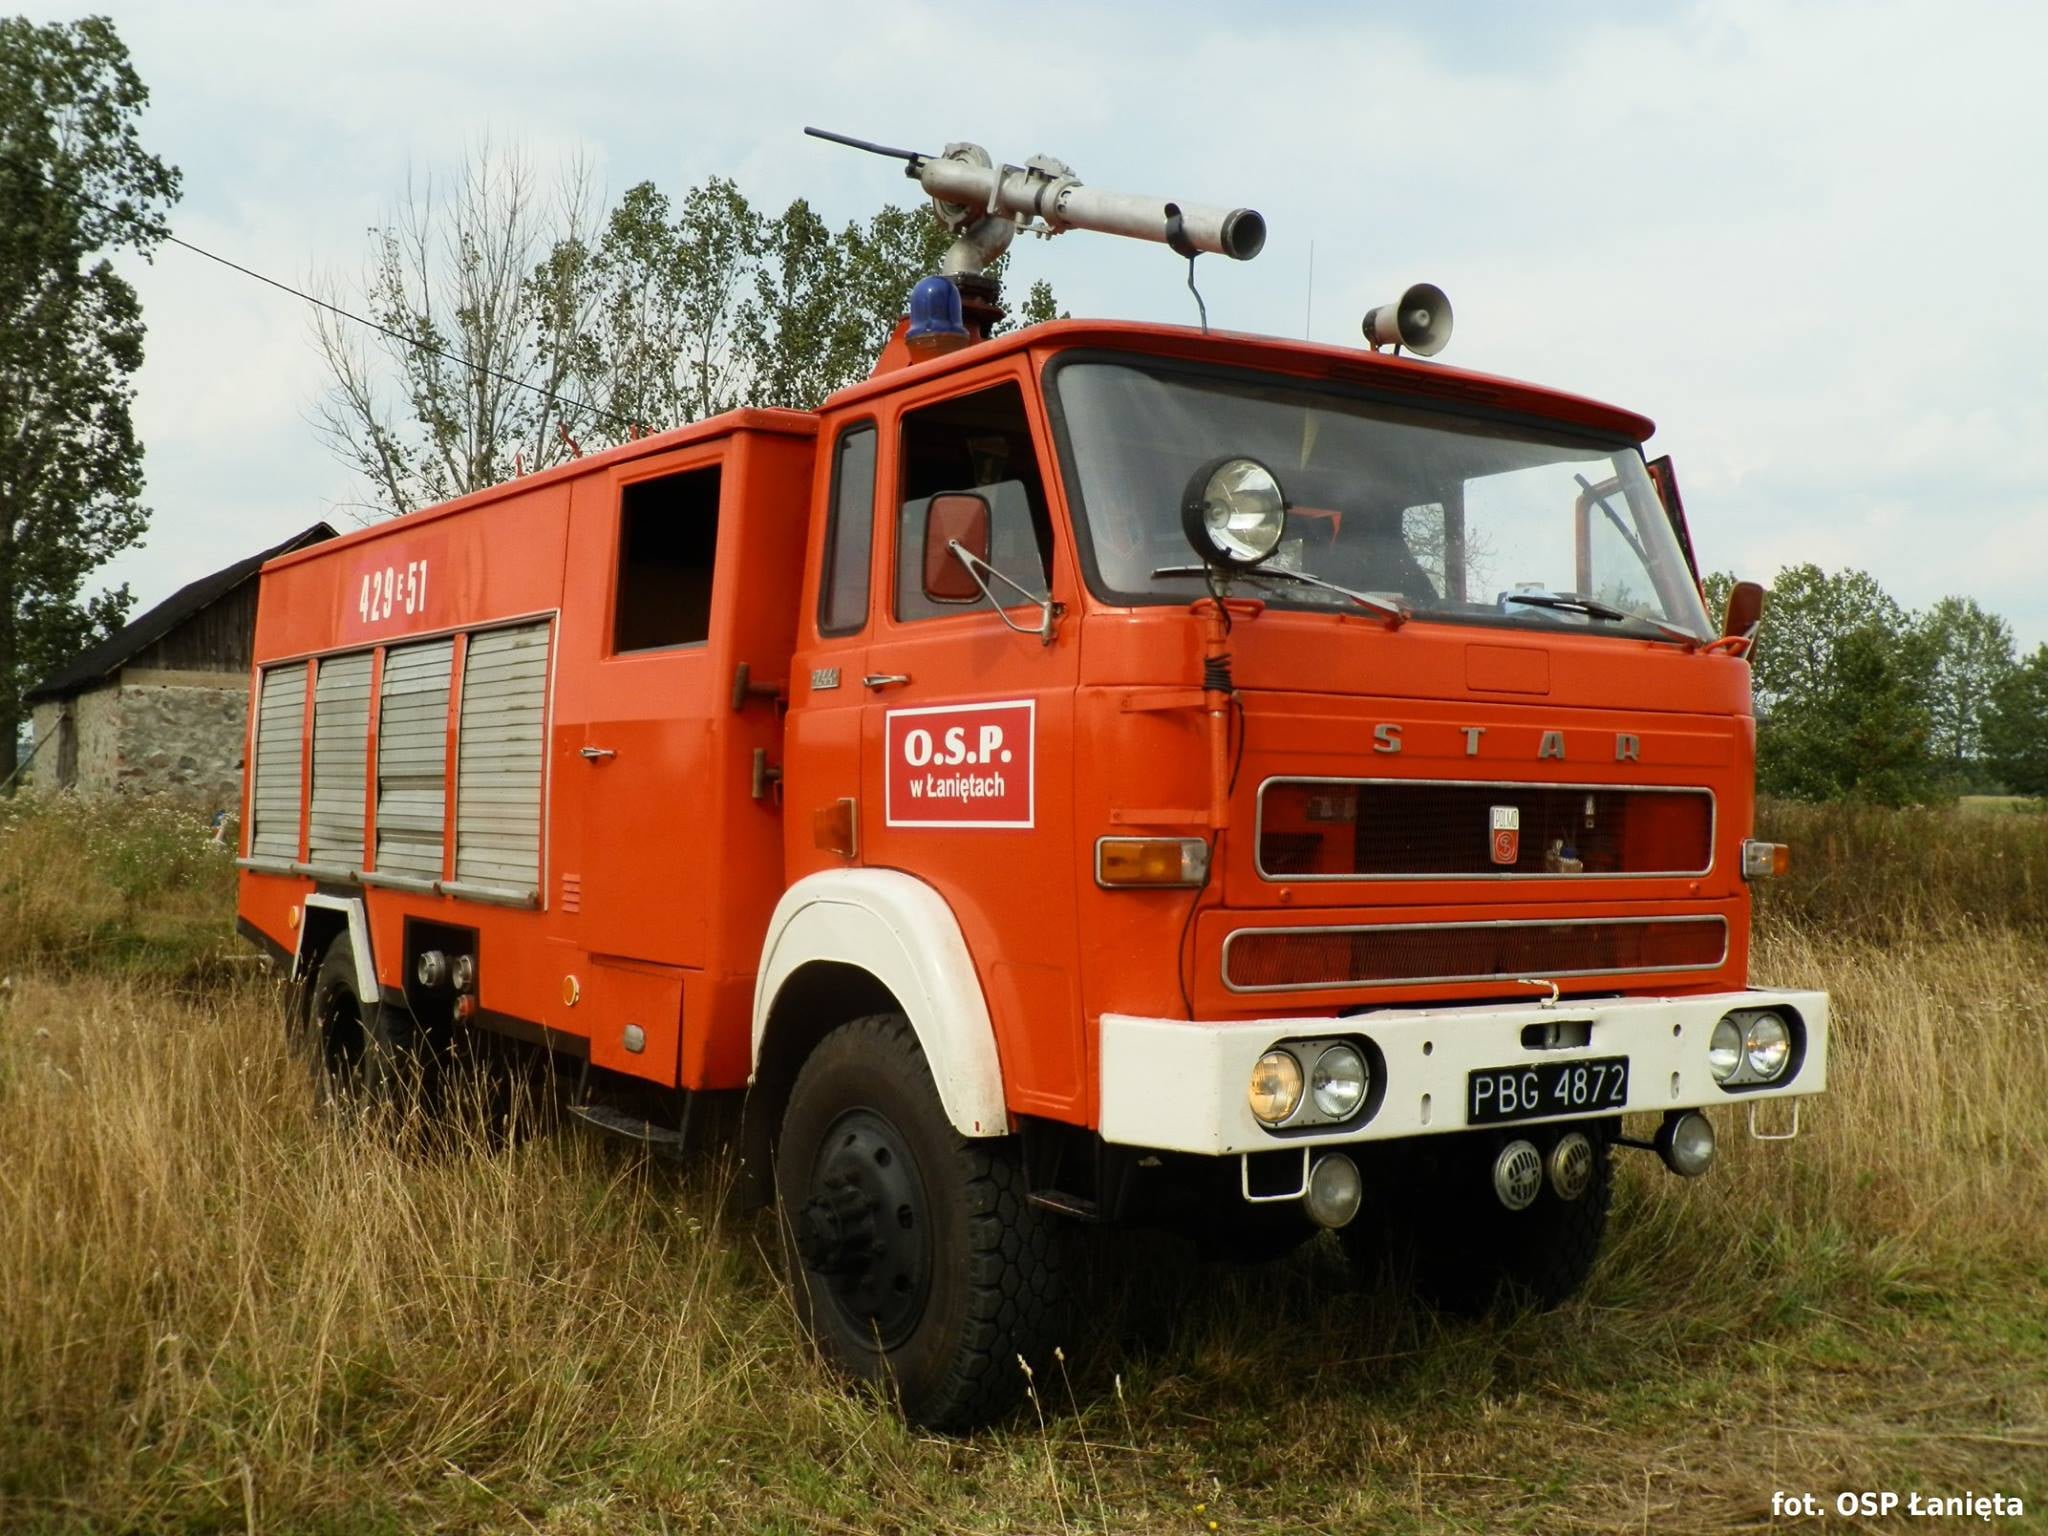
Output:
(1040, 348), (1707, 644)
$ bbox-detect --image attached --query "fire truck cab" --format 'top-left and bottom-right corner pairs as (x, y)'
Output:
(238, 139), (1827, 1430)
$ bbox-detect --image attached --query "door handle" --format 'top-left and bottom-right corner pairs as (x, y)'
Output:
(862, 673), (912, 690)
(579, 746), (617, 761)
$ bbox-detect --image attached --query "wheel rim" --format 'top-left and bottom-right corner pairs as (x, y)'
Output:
(795, 1107), (933, 1350)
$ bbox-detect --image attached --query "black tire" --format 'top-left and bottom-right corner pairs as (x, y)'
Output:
(299, 933), (437, 1112)
(774, 1013), (1065, 1431)
(1342, 1128), (1612, 1312)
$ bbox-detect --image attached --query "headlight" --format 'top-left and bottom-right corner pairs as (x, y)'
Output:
(1708, 1016), (1743, 1082)
(1310, 1043), (1368, 1120)
(1182, 456), (1287, 568)
(1247, 1049), (1303, 1125)
(1744, 1013), (1791, 1081)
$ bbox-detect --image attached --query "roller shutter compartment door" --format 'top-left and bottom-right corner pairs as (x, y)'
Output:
(455, 622), (550, 897)
(249, 662), (307, 863)
(308, 652), (373, 869)
(375, 638), (454, 880)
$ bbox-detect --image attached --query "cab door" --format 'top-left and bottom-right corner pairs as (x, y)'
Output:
(858, 371), (1087, 1122)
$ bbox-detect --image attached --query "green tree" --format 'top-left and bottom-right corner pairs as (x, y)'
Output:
(1739, 564), (1945, 804)
(317, 152), (1059, 517)
(1917, 594), (2014, 780)
(311, 146), (605, 515)
(1758, 623), (1942, 805)
(1744, 563), (1915, 721)
(0, 16), (180, 786)
(1983, 644), (2048, 797)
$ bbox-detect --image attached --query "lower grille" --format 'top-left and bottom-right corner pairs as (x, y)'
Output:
(1223, 916), (1728, 992)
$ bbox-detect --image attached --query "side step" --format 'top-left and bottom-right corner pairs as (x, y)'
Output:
(567, 1102), (688, 1151)
(1026, 1189), (1102, 1222)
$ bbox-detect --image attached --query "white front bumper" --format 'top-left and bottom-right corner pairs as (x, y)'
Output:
(1099, 989), (1828, 1156)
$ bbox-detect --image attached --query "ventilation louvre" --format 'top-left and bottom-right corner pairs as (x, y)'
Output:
(375, 638), (454, 880)
(308, 653), (373, 868)
(455, 622), (550, 896)
(249, 663), (307, 862)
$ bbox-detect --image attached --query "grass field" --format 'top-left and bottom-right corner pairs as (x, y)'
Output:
(1, 795), (2044, 1532)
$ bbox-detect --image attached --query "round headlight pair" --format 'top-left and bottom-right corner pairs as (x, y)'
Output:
(1248, 1043), (1368, 1126)
(1708, 1012), (1791, 1084)
(1183, 456), (1287, 568)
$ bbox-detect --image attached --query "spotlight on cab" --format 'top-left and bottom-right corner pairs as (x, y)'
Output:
(1362, 282), (1453, 357)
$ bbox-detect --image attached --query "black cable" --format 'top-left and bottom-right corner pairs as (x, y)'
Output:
(159, 231), (637, 434)
(1, 147), (637, 433)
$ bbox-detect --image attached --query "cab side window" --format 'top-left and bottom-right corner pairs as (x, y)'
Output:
(895, 382), (1052, 622)
(615, 464), (721, 652)
(819, 424), (876, 636)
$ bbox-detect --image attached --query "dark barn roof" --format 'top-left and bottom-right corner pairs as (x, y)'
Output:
(26, 523), (335, 703)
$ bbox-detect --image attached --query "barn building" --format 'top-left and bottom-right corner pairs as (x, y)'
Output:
(21, 524), (335, 805)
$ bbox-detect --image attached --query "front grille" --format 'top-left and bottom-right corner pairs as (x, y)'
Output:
(1258, 779), (1713, 879)
(1223, 916), (1728, 992)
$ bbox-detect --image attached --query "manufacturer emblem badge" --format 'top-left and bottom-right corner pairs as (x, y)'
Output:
(1489, 805), (1521, 866)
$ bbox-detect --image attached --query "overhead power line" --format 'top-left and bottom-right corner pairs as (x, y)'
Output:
(1, 149), (636, 433)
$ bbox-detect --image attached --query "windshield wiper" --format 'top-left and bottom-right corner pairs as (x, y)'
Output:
(1152, 565), (1409, 625)
(1502, 592), (1700, 647)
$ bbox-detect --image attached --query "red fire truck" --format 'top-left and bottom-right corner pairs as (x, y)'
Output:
(237, 134), (1827, 1428)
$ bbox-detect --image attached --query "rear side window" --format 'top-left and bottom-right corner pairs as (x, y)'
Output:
(614, 464), (721, 652)
(819, 425), (876, 636)
(895, 382), (1052, 623)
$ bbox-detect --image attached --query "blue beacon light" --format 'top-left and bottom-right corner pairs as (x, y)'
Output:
(906, 275), (969, 356)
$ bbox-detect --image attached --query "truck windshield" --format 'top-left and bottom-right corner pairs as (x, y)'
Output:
(1050, 359), (1712, 641)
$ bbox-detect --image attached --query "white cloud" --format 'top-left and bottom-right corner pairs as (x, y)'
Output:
(28, 0), (2048, 650)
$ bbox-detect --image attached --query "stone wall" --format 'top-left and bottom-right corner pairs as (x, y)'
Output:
(112, 675), (249, 807)
(24, 701), (64, 787)
(77, 687), (122, 788)
(21, 673), (247, 808)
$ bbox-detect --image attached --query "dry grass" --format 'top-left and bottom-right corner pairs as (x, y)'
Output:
(0, 793), (239, 982)
(0, 799), (2043, 1532)
(1757, 797), (2048, 939)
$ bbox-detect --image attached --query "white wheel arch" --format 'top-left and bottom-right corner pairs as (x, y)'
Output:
(753, 869), (1007, 1137)
(298, 892), (376, 999)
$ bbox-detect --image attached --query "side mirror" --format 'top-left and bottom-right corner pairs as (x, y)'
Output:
(922, 492), (991, 603)
(1722, 579), (1765, 641)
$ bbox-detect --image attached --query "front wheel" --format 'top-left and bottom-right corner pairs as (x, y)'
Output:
(774, 1013), (1065, 1430)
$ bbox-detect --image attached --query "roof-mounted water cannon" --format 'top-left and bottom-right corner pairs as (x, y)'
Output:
(1362, 282), (1454, 357)
(805, 126), (1265, 337)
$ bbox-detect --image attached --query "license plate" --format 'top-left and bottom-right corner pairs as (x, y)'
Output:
(1467, 1055), (1630, 1126)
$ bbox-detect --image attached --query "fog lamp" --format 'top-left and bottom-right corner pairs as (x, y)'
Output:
(1310, 1043), (1368, 1120)
(1182, 456), (1286, 568)
(1248, 1049), (1303, 1125)
(1655, 1109), (1717, 1178)
(1708, 1016), (1743, 1082)
(1744, 1012), (1791, 1081)
(1304, 1153), (1363, 1229)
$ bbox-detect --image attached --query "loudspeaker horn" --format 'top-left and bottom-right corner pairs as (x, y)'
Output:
(1362, 282), (1453, 357)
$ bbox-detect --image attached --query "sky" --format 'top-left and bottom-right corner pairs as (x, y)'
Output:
(35, 0), (2048, 649)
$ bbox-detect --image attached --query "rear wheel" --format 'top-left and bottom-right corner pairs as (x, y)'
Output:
(1342, 1127), (1612, 1311)
(298, 933), (438, 1112)
(774, 1013), (1065, 1430)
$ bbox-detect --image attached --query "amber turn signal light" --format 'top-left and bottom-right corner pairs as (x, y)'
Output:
(813, 798), (857, 859)
(1096, 837), (1209, 888)
(1741, 840), (1790, 880)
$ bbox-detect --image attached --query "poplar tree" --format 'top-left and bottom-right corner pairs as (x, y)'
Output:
(0, 15), (179, 784)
